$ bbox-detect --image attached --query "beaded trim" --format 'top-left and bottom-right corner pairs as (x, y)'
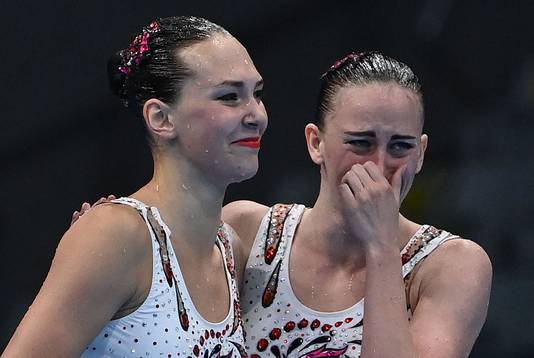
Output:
(264, 204), (293, 264)
(216, 224), (244, 338)
(262, 259), (283, 308)
(401, 225), (442, 265)
(146, 208), (189, 331)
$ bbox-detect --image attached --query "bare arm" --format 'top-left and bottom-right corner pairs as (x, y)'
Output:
(340, 162), (492, 357)
(408, 239), (492, 357)
(222, 200), (269, 280)
(2, 204), (149, 357)
(361, 238), (491, 358)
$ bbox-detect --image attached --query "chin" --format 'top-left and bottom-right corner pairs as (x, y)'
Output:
(229, 161), (259, 183)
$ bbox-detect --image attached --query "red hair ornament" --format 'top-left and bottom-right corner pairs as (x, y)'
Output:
(118, 20), (161, 76)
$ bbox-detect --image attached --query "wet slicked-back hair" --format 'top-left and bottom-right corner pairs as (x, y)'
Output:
(316, 51), (423, 129)
(108, 16), (229, 114)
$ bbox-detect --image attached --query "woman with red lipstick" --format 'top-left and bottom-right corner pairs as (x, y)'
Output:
(3, 16), (266, 357)
(224, 52), (492, 357)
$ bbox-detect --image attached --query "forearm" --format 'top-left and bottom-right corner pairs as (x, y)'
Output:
(360, 245), (417, 358)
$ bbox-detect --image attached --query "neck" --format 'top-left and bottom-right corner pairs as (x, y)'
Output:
(300, 181), (421, 266)
(134, 150), (226, 258)
(302, 188), (366, 267)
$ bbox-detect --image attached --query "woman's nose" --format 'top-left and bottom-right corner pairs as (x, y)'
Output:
(369, 149), (398, 182)
(243, 100), (268, 132)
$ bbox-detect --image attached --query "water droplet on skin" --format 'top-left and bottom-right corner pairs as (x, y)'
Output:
(181, 183), (190, 190)
(205, 149), (209, 153)
(186, 124), (191, 129)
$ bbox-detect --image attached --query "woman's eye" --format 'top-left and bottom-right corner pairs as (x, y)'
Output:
(389, 142), (414, 155)
(217, 93), (238, 101)
(347, 140), (372, 149)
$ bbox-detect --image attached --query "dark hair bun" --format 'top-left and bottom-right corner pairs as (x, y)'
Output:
(107, 16), (229, 110)
(107, 52), (128, 101)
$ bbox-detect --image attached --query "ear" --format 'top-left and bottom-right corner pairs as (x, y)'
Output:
(304, 123), (324, 165)
(142, 99), (177, 140)
(416, 133), (428, 173)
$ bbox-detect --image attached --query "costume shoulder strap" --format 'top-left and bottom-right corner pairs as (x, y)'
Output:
(401, 225), (460, 278)
(110, 197), (189, 331)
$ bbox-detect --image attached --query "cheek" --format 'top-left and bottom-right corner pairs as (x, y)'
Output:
(399, 162), (419, 200)
(180, 109), (232, 150)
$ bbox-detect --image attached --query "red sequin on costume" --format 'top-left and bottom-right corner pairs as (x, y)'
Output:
(298, 318), (309, 329)
(270, 328), (282, 340)
(311, 319), (321, 330)
(257, 339), (269, 351)
(284, 321), (296, 332)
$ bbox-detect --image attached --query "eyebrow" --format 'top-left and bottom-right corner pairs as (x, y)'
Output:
(214, 79), (264, 88)
(344, 131), (417, 140)
(391, 135), (417, 140)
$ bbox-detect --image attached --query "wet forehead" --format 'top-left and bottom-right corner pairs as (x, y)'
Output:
(328, 82), (423, 134)
(178, 34), (259, 84)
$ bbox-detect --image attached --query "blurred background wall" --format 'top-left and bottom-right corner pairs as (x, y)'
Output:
(1, 1), (533, 356)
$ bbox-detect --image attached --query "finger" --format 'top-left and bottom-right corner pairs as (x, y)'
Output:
(94, 197), (107, 206)
(351, 164), (373, 187)
(339, 182), (357, 205)
(71, 211), (80, 225)
(341, 169), (364, 196)
(391, 164), (407, 204)
(363, 161), (387, 184)
(80, 202), (91, 215)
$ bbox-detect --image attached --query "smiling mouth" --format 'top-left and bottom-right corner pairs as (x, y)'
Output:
(232, 137), (261, 149)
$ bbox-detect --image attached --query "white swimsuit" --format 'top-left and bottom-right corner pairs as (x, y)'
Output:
(81, 198), (246, 358)
(242, 204), (459, 357)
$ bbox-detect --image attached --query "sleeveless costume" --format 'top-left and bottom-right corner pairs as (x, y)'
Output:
(82, 198), (247, 358)
(242, 204), (459, 358)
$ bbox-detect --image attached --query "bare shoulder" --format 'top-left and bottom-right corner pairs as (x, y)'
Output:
(3, 202), (152, 356)
(420, 238), (492, 284)
(53, 202), (151, 303)
(222, 200), (269, 240)
(222, 200), (269, 226)
(60, 203), (151, 271)
(68, 202), (148, 251)
(409, 238), (493, 356)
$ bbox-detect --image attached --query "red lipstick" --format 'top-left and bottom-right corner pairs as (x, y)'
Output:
(233, 137), (261, 149)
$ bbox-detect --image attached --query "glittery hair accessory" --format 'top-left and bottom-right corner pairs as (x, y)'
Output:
(321, 51), (364, 78)
(118, 20), (161, 76)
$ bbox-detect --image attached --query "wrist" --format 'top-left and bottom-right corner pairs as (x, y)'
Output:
(364, 242), (400, 262)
